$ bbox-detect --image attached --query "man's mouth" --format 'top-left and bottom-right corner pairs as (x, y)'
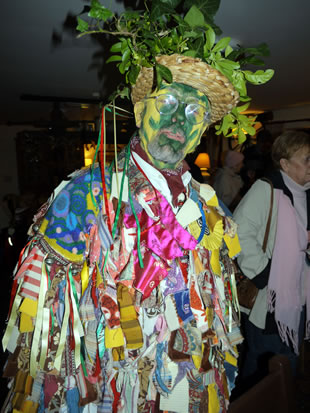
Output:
(160, 129), (185, 144)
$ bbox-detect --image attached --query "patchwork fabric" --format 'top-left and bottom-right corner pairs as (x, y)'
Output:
(39, 166), (110, 262)
(1, 146), (242, 413)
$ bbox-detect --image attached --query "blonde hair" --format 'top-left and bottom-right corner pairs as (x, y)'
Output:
(271, 130), (310, 169)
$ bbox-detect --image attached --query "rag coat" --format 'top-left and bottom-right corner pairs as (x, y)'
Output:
(2, 141), (242, 413)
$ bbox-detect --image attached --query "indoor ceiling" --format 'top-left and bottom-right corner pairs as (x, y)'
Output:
(1, 0), (310, 125)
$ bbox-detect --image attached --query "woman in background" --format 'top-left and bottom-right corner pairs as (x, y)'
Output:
(233, 130), (310, 382)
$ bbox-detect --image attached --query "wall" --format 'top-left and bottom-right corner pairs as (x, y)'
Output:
(267, 104), (310, 136)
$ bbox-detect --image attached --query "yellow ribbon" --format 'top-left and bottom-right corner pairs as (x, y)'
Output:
(223, 232), (241, 258)
(96, 262), (103, 287)
(192, 342), (204, 370)
(104, 326), (125, 348)
(210, 249), (221, 275)
(19, 313), (34, 333)
(81, 261), (89, 296)
(225, 351), (238, 367)
(208, 383), (220, 413)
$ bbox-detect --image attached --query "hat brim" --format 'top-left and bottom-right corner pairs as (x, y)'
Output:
(131, 54), (239, 124)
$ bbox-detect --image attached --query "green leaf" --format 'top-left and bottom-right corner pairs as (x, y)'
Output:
(122, 48), (131, 63)
(158, 0), (182, 8)
(106, 55), (122, 63)
(231, 71), (247, 96)
(216, 59), (240, 70)
(213, 61), (233, 83)
(225, 44), (233, 58)
(220, 114), (230, 135)
(212, 36), (231, 53)
(239, 56), (265, 66)
(183, 50), (197, 57)
(183, 29), (203, 38)
(238, 113), (252, 123)
(110, 42), (122, 53)
(184, 5), (205, 28)
(243, 69), (274, 85)
(123, 10), (140, 20)
(184, 0), (221, 21)
(150, 0), (176, 21)
(236, 102), (250, 113)
(128, 65), (140, 85)
(193, 36), (205, 56)
(205, 27), (216, 51)
(239, 95), (252, 102)
(243, 42), (270, 57)
(155, 63), (173, 88)
(226, 49), (243, 61)
(242, 123), (257, 136)
(119, 60), (130, 74)
(121, 39), (129, 53)
(89, 0), (114, 21)
(237, 128), (247, 144)
(76, 17), (89, 32)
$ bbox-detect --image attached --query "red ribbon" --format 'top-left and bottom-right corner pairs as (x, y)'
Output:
(91, 265), (98, 308)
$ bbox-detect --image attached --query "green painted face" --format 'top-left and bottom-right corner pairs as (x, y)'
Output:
(136, 82), (210, 170)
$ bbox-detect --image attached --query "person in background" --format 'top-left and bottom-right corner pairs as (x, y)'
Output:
(233, 130), (310, 384)
(213, 150), (244, 210)
(241, 129), (274, 196)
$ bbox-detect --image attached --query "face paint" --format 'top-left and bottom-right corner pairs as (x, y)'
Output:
(137, 83), (210, 170)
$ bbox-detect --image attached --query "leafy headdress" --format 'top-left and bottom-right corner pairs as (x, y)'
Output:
(77, 0), (274, 143)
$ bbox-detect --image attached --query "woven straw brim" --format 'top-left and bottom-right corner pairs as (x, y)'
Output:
(131, 54), (239, 124)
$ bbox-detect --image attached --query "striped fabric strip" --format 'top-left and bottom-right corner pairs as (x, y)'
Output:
(98, 213), (113, 250)
(75, 365), (88, 399)
(18, 246), (45, 300)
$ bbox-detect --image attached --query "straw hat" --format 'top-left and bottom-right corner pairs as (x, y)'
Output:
(131, 54), (240, 124)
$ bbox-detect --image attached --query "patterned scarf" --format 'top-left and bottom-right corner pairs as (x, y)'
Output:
(267, 189), (310, 353)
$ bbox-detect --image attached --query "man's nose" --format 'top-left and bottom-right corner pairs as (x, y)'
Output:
(171, 106), (186, 125)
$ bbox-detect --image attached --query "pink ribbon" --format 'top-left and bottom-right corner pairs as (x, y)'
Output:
(124, 192), (197, 298)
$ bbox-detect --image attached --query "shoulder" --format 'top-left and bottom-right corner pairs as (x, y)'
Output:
(245, 178), (272, 198)
(234, 179), (271, 221)
(37, 164), (108, 262)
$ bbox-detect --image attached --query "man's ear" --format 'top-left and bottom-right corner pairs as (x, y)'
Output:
(134, 101), (145, 128)
(280, 158), (289, 173)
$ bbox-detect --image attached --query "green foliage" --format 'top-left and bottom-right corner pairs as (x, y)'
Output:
(76, 0), (274, 143)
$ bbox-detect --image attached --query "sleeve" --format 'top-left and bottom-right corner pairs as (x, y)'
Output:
(233, 180), (273, 282)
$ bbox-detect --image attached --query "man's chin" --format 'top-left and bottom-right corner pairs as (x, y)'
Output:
(149, 144), (184, 168)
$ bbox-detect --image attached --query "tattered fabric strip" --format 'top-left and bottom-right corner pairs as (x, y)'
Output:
(2, 281), (23, 352)
(54, 269), (71, 372)
(16, 246), (45, 300)
(30, 256), (48, 377)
